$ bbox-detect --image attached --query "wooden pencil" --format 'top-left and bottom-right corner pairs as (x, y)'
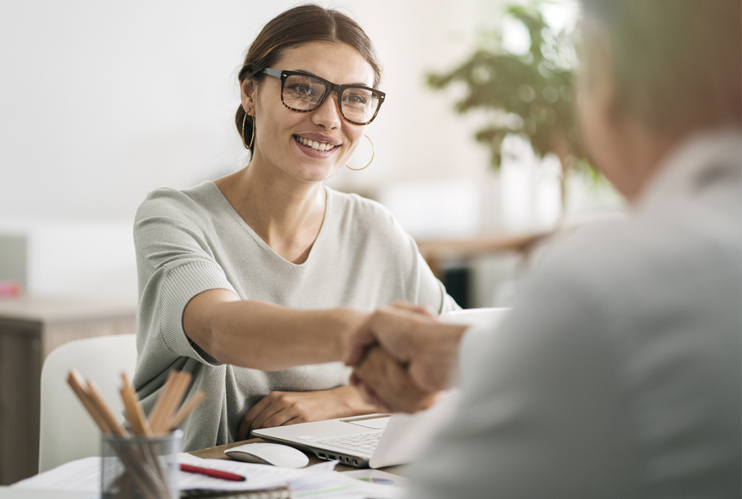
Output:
(162, 372), (191, 429)
(151, 371), (191, 434)
(67, 370), (113, 434)
(120, 373), (152, 436)
(67, 370), (164, 499)
(165, 390), (205, 432)
(87, 380), (126, 437)
(146, 370), (178, 434)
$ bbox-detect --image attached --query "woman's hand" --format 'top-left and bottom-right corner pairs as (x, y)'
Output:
(236, 385), (376, 440)
(351, 346), (441, 414)
(345, 302), (465, 393)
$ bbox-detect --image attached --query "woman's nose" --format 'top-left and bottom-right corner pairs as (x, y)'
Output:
(311, 92), (342, 129)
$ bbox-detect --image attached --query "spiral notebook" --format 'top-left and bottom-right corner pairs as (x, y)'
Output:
(181, 484), (290, 498)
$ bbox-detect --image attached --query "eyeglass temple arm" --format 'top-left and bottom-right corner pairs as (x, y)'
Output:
(262, 68), (283, 78)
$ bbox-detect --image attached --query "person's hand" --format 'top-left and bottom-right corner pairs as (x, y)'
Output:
(345, 302), (467, 393)
(236, 385), (374, 440)
(351, 346), (440, 413)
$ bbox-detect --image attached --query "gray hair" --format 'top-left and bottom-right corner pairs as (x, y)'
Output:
(578, 0), (741, 132)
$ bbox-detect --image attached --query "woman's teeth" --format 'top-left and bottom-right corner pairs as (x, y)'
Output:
(295, 136), (338, 152)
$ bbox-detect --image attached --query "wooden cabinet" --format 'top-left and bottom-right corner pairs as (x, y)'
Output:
(0, 297), (136, 485)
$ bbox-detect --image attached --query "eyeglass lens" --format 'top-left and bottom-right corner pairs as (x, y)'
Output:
(283, 74), (380, 124)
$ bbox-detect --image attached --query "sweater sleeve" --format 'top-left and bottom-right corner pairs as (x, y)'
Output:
(133, 189), (238, 372)
(413, 247), (461, 314)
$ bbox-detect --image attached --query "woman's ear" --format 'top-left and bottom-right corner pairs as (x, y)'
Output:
(241, 79), (257, 115)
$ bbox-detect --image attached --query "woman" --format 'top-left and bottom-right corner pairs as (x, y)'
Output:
(133, 4), (459, 451)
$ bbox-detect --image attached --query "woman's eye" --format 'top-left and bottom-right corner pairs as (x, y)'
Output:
(288, 84), (313, 96)
(344, 93), (369, 106)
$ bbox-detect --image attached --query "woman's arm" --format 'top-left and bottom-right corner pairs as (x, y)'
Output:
(183, 289), (368, 370)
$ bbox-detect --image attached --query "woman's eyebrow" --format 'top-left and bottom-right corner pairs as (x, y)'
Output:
(289, 69), (371, 87)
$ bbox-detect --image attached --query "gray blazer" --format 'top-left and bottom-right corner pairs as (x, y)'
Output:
(408, 127), (741, 498)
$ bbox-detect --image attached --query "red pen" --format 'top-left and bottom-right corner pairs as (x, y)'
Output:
(180, 463), (246, 482)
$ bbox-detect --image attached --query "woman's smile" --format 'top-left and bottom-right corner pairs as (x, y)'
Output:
(293, 133), (342, 158)
(242, 40), (375, 183)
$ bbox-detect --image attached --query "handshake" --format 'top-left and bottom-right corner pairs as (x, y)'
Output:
(343, 303), (469, 414)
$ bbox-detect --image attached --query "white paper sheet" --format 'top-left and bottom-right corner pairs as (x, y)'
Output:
(12, 454), (405, 498)
(178, 455), (403, 497)
(12, 457), (100, 492)
(281, 471), (403, 499)
(0, 486), (95, 499)
(177, 454), (307, 491)
(343, 469), (409, 488)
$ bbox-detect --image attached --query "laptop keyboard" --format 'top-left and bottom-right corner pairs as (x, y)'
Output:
(316, 431), (382, 453)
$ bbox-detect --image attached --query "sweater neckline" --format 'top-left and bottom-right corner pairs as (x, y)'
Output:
(205, 181), (333, 269)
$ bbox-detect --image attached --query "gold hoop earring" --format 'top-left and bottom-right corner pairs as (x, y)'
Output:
(346, 135), (374, 171)
(242, 112), (255, 149)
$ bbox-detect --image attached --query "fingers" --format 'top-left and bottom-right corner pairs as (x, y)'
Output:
(409, 359), (449, 393)
(408, 324), (467, 392)
(237, 396), (270, 440)
(351, 375), (391, 412)
(237, 392), (292, 439)
(344, 325), (378, 367)
(345, 305), (428, 367)
(345, 305), (404, 366)
(353, 347), (438, 413)
(261, 406), (302, 429)
(251, 392), (299, 431)
(389, 301), (437, 319)
(239, 388), (358, 440)
(237, 418), (250, 441)
(357, 381), (391, 413)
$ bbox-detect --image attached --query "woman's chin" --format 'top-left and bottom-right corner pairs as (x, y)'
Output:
(287, 162), (343, 184)
(292, 156), (347, 183)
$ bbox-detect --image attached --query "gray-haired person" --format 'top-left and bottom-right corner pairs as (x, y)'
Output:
(346, 0), (741, 497)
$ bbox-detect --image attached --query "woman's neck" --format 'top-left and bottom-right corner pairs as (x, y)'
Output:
(215, 162), (327, 264)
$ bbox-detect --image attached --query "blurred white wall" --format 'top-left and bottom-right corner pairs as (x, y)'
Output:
(0, 0), (502, 222)
(0, 0), (616, 304)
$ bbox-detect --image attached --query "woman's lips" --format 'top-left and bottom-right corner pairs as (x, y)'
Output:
(293, 135), (340, 158)
(294, 135), (340, 151)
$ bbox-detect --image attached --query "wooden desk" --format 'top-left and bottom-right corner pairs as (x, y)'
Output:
(0, 296), (137, 485)
(190, 438), (407, 475)
(416, 231), (551, 279)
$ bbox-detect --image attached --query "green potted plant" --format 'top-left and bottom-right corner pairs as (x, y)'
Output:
(427, 2), (595, 211)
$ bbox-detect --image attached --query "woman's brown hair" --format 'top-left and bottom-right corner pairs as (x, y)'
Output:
(235, 4), (383, 154)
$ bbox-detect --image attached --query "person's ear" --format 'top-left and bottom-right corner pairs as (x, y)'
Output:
(241, 78), (257, 116)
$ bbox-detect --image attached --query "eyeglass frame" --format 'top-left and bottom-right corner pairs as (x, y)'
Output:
(260, 68), (386, 126)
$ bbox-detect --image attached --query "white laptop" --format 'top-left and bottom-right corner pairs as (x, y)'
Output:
(251, 307), (510, 468)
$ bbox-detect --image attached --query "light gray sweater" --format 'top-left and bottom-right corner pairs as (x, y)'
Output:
(132, 182), (458, 451)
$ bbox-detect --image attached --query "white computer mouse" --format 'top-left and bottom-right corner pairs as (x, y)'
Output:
(225, 442), (309, 468)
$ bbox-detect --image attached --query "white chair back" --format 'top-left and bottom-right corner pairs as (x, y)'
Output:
(38, 334), (137, 472)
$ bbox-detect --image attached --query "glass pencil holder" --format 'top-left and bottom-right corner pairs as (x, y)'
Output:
(101, 429), (182, 499)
